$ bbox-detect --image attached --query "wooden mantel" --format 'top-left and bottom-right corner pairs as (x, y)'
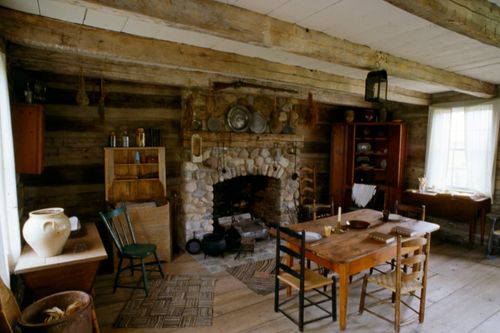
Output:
(182, 131), (304, 149)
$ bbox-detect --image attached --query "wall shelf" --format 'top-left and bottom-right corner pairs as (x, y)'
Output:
(104, 147), (166, 203)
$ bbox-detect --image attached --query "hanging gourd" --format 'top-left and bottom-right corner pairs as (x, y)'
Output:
(75, 68), (89, 106)
(304, 92), (319, 129)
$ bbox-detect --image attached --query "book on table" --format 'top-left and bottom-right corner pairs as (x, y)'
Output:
(369, 231), (396, 244)
(390, 226), (418, 237)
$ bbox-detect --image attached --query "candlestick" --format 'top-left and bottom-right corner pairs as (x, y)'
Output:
(333, 206), (345, 234)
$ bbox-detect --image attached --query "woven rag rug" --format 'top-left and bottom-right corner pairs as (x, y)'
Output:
(226, 258), (281, 296)
(114, 274), (216, 328)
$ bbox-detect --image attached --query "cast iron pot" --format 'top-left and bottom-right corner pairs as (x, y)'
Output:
(202, 233), (226, 256)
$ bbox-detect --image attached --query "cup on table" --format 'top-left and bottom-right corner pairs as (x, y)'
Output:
(324, 226), (332, 236)
(382, 209), (390, 222)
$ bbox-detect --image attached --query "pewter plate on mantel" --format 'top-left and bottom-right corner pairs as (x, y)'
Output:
(249, 111), (267, 134)
(227, 105), (250, 132)
(207, 116), (223, 132)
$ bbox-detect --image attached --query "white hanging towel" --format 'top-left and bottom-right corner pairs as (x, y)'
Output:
(352, 183), (377, 208)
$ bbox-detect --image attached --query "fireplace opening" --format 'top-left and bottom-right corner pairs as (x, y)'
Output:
(213, 175), (280, 225)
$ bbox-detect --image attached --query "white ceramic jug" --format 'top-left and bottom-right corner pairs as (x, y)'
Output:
(22, 208), (71, 257)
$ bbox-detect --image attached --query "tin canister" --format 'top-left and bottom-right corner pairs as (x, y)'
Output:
(136, 128), (145, 147)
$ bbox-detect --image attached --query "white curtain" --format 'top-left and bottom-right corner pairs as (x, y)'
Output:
(425, 99), (500, 198)
(0, 49), (21, 287)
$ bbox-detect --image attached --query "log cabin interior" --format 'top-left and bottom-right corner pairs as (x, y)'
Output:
(1, 0), (500, 332)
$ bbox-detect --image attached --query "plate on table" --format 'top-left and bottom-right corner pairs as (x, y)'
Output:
(347, 220), (370, 229)
(299, 231), (322, 242)
(388, 214), (402, 221)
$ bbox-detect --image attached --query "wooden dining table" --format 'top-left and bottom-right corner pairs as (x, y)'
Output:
(285, 208), (440, 330)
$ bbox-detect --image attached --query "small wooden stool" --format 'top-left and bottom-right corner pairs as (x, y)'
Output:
(234, 238), (255, 259)
(487, 213), (500, 257)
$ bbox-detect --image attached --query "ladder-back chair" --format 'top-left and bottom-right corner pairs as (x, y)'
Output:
(298, 166), (333, 221)
(274, 225), (336, 331)
(397, 203), (426, 221)
(359, 233), (431, 332)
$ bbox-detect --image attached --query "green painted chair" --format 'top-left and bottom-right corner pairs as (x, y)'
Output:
(99, 203), (164, 295)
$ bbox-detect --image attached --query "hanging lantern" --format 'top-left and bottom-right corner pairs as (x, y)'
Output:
(364, 70), (387, 102)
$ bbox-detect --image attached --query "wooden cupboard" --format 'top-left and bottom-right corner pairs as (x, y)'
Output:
(104, 147), (166, 203)
(11, 104), (44, 174)
(104, 147), (172, 263)
(330, 122), (407, 210)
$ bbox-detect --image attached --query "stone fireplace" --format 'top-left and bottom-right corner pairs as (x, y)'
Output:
(178, 142), (301, 247)
(212, 175), (281, 222)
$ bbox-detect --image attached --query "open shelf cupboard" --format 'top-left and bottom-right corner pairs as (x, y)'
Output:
(104, 147), (166, 203)
(330, 122), (407, 210)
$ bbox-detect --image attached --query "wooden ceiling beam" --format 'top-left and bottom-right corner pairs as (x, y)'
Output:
(385, 0), (500, 49)
(0, 9), (429, 105)
(7, 44), (378, 108)
(68, 0), (496, 98)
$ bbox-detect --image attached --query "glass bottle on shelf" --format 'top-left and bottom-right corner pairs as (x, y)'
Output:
(109, 131), (116, 147)
(121, 130), (129, 147)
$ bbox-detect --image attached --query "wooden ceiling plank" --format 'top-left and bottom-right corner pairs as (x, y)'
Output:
(0, 8), (429, 105)
(65, 0), (496, 98)
(385, 0), (500, 48)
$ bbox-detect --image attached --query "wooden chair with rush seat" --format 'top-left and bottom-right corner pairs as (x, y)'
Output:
(359, 233), (431, 332)
(274, 225), (336, 332)
(370, 203), (427, 275)
(397, 203), (426, 221)
(298, 166), (333, 221)
(99, 203), (164, 296)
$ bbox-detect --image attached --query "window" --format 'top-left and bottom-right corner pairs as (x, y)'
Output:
(425, 100), (500, 198)
(0, 48), (21, 287)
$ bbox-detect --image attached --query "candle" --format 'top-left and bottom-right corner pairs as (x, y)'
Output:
(338, 207), (342, 222)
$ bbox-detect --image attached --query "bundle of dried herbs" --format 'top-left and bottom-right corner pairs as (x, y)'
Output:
(43, 301), (83, 323)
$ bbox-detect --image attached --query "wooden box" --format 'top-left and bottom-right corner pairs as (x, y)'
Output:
(113, 202), (172, 267)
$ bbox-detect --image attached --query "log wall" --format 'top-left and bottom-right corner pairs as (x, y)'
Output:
(10, 67), (499, 248)
(9, 68), (336, 245)
(392, 101), (500, 244)
(11, 68), (183, 225)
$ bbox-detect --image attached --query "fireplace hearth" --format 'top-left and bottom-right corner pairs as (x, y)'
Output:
(178, 144), (300, 247)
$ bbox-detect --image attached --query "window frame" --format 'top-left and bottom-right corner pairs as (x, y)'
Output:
(424, 99), (500, 198)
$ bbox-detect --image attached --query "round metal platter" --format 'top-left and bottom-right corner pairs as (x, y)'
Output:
(227, 105), (250, 132)
(207, 116), (223, 132)
(249, 111), (267, 134)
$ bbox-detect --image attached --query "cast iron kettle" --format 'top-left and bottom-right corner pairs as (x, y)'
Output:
(201, 233), (226, 257)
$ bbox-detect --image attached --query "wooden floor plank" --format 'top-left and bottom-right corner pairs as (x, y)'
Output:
(471, 309), (500, 333)
(94, 241), (500, 333)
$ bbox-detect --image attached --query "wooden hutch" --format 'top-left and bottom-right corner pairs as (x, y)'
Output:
(330, 121), (408, 210)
